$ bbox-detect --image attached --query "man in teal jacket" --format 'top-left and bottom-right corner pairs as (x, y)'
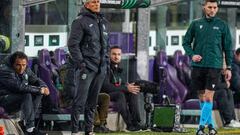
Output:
(182, 0), (232, 135)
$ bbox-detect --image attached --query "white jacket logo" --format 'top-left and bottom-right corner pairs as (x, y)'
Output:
(212, 84), (215, 88)
(213, 26), (219, 30)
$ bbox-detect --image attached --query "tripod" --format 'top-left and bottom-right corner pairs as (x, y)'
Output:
(159, 66), (171, 105)
(144, 93), (154, 129)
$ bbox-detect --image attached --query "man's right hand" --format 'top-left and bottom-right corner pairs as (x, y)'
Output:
(127, 83), (140, 94)
(40, 87), (50, 95)
(192, 55), (202, 62)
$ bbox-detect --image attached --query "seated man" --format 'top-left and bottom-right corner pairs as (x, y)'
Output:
(0, 51), (49, 135)
(231, 48), (240, 104)
(102, 46), (142, 131)
(93, 93), (112, 133)
(214, 68), (240, 128)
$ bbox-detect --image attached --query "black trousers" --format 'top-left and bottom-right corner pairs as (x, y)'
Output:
(71, 68), (105, 133)
(108, 91), (141, 127)
(214, 88), (236, 124)
(0, 93), (42, 129)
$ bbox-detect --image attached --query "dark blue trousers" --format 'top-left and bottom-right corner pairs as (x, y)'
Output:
(214, 88), (236, 124)
(71, 68), (105, 133)
(0, 93), (42, 129)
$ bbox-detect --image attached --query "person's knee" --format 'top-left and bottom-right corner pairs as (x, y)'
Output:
(98, 93), (110, 103)
(111, 93), (126, 108)
(133, 93), (140, 100)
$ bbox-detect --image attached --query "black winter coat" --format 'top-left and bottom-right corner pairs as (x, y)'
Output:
(230, 59), (240, 93)
(67, 7), (110, 72)
(0, 57), (47, 96)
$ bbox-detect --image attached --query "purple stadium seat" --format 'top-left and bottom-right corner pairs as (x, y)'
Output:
(54, 48), (66, 67)
(38, 49), (60, 110)
(173, 50), (192, 98)
(148, 58), (154, 81)
(27, 58), (33, 69)
(155, 51), (188, 104)
(109, 32), (134, 53)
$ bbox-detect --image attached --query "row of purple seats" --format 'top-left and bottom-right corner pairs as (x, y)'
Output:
(38, 49), (60, 110)
(154, 51), (188, 104)
(170, 50), (200, 109)
(172, 50), (191, 91)
(38, 48), (76, 130)
(152, 50), (206, 111)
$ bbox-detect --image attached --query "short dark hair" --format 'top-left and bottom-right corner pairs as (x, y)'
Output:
(236, 48), (240, 55)
(110, 46), (121, 51)
(10, 51), (28, 66)
(204, 0), (218, 4)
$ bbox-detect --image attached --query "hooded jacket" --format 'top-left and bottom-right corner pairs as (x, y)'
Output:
(183, 17), (232, 69)
(67, 7), (110, 72)
(0, 56), (47, 96)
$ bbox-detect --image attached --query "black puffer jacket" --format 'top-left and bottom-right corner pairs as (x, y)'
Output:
(0, 57), (47, 96)
(67, 7), (110, 72)
(230, 59), (240, 93)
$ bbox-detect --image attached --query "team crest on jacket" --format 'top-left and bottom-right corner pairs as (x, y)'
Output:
(212, 84), (215, 89)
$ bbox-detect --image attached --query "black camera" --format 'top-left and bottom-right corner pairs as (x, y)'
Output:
(134, 80), (160, 94)
(134, 80), (160, 129)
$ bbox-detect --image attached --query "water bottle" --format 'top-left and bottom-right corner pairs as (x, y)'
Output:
(173, 104), (186, 132)
(174, 104), (181, 129)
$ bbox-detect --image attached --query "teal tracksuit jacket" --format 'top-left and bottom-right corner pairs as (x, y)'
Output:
(182, 16), (233, 69)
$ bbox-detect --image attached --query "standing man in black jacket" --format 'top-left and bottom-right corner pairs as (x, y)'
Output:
(0, 51), (49, 135)
(67, 0), (109, 134)
(102, 46), (142, 131)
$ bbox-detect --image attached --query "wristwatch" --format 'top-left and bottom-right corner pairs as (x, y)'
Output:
(226, 67), (232, 71)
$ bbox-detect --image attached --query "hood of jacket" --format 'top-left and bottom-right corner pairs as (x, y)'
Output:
(77, 6), (104, 20)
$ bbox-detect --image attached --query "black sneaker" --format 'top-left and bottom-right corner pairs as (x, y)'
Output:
(209, 128), (217, 135)
(93, 125), (102, 133)
(94, 125), (112, 133)
(126, 126), (141, 132)
(85, 131), (95, 135)
(100, 125), (113, 133)
(196, 129), (206, 135)
(26, 128), (47, 135)
(196, 125), (206, 135)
